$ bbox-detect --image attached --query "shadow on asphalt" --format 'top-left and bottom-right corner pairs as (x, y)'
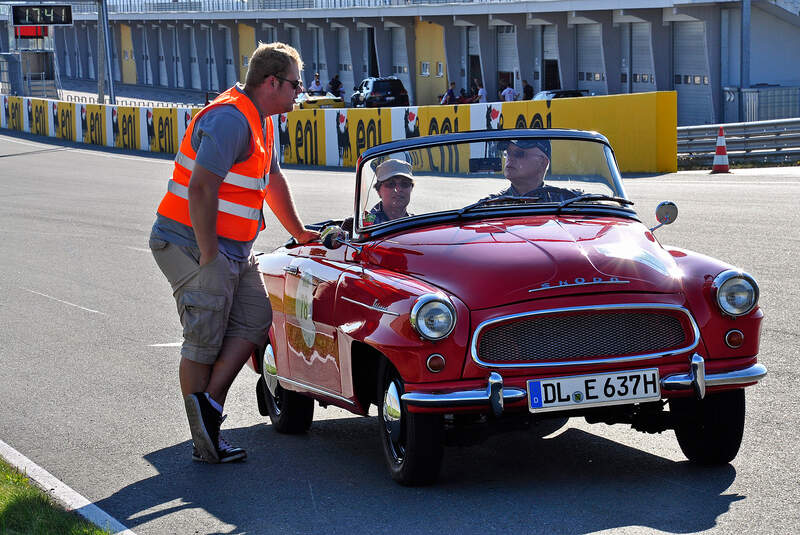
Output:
(91, 416), (741, 535)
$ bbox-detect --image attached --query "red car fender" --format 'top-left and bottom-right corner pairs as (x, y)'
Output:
(667, 246), (763, 359)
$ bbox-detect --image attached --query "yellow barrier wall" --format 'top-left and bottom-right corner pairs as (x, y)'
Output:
(0, 92), (677, 172)
(55, 102), (77, 141)
(82, 104), (107, 146)
(113, 106), (140, 149)
(6, 96), (24, 131)
(29, 99), (49, 137)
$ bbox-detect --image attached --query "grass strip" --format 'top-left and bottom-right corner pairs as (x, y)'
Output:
(0, 457), (111, 535)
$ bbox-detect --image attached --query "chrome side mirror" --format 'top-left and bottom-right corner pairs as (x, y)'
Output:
(650, 201), (678, 233)
(321, 225), (363, 253)
(321, 225), (345, 250)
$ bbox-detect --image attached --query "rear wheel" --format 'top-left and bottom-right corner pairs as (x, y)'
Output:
(378, 369), (444, 485)
(670, 389), (745, 465)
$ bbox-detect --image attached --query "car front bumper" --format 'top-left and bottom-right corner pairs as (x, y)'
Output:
(401, 354), (767, 415)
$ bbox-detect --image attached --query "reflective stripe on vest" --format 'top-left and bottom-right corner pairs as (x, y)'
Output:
(174, 151), (268, 191)
(166, 180), (261, 221)
(156, 85), (272, 241)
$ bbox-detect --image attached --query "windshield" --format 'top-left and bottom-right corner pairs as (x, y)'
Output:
(356, 135), (626, 231)
(373, 80), (404, 93)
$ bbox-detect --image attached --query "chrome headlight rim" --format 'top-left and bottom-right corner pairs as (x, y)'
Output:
(410, 294), (457, 341)
(712, 269), (759, 317)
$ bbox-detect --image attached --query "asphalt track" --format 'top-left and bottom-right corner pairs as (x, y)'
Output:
(0, 130), (798, 535)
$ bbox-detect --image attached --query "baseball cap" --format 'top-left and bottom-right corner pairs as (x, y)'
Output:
(375, 159), (414, 183)
(501, 138), (551, 160)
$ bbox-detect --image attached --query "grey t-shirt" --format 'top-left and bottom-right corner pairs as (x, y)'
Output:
(151, 86), (270, 261)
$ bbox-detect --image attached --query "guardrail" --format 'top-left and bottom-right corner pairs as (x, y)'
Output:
(677, 118), (800, 165)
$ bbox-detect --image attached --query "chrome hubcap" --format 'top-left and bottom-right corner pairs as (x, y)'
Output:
(383, 380), (403, 459)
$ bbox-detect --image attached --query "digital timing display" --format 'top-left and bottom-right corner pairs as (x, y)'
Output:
(12, 5), (73, 26)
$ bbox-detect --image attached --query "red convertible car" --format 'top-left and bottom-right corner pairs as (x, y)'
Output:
(250, 129), (766, 485)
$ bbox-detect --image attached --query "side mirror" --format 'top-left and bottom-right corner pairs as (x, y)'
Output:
(321, 225), (363, 254)
(321, 225), (346, 250)
(651, 201), (678, 232)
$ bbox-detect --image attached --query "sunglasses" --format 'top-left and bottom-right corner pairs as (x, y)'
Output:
(274, 75), (303, 90)
(381, 178), (414, 189)
(504, 147), (546, 160)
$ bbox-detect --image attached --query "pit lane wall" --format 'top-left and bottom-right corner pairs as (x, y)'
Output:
(0, 91), (677, 173)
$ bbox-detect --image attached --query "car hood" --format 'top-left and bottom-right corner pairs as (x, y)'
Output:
(363, 216), (684, 310)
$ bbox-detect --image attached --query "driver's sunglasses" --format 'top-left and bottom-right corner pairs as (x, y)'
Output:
(381, 178), (414, 189)
(503, 148), (531, 160)
(274, 75), (303, 90)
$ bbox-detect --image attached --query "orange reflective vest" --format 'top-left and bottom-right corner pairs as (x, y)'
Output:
(157, 86), (272, 242)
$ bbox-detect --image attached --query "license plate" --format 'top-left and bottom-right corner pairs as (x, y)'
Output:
(528, 369), (661, 413)
(386, 96), (395, 101)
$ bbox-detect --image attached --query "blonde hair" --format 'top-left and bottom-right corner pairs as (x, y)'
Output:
(245, 42), (303, 88)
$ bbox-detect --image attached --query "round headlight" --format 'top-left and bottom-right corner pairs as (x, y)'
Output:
(410, 295), (456, 341)
(713, 270), (759, 317)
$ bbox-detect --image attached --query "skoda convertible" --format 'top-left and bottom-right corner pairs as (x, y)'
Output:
(250, 129), (765, 485)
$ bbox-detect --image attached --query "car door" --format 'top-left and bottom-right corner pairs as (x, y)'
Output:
(282, 244), (352, 396)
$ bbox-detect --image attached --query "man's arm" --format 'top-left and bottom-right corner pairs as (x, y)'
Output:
(264, 151), (318, 244)
(188, 164), (225, 266)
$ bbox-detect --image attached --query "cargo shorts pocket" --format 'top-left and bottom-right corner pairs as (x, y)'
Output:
(179, 290), (227, 348)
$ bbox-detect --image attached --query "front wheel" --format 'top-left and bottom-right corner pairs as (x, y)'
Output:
(670, 389), (746, 465)
(258, 373), (314, 434)
(378, 370), (444, 485)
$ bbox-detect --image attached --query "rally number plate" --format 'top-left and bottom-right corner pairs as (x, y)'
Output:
(528, 369), (661, 413)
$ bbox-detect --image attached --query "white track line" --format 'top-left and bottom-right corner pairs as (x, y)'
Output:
(21, 288), (105, 315)
(0, 438), (137, 535)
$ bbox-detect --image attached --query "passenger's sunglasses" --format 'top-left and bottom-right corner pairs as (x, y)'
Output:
(381, 178), (414, 189)
(273, 75), (303, 90)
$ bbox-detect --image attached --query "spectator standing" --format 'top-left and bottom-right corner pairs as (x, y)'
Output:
(522, 80), (534, 100)
(307, 72), (324, 95)
(327, 74), (343, 97)
(440, 82), (457, 105)
(474, 81), (487, 103)
(500, 83), (518, 102)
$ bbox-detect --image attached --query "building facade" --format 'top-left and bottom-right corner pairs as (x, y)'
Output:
(2, 0), (799, 125)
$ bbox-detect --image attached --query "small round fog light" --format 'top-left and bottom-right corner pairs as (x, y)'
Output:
(725, 329), (744, 349)
(426, 354), (446, 373)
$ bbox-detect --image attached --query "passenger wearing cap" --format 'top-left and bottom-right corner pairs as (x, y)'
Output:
(366, 159), (415, 224)
(494, 138), (580, 202)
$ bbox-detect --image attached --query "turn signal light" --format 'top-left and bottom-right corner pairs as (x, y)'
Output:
(725, 329), (744, 349)
(426, 354), (446, 373)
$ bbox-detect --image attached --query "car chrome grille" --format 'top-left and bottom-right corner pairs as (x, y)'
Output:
(476, 308), (692, 365)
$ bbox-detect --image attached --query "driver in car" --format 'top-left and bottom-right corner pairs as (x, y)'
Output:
(365, 159), (415, 224)
(493, 139), (579, 202)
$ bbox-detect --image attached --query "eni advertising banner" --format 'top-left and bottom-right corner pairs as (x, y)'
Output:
(142, 107), (178, 153)
(81, 104), (107, 146)
(29, 99), (49, 137)
(412, 104), (471, 174)
(110, 106), (140, 149)
(54, 101), (77, 141)
(339, 108), (392, 168)
(275, 109), (326, 166)
(176, 107), (200, 145)
(6, 97), (25, 132)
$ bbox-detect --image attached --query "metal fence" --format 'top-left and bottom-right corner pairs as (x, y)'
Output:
(68, 0), (517, 14)
(677, 118), (800, 166)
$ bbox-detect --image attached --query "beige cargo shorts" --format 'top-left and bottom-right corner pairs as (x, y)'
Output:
(149, 236), (271, 364)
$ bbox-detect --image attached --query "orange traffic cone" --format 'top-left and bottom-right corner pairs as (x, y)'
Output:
(711, 126), (730, 173)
